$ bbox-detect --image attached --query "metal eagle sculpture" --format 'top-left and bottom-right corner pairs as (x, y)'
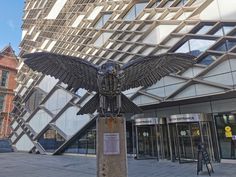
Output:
(23, 52), (195, 116)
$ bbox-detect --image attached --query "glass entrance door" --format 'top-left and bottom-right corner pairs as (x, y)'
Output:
(215, 113), (236, 159)
(136, 126), (157, 159)
(169, 122), (212, 163)
(157, 124), (170, 160)
(178, 123), (201, 162)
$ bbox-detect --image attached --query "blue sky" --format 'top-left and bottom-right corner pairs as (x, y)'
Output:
(0, 0), (24, 55)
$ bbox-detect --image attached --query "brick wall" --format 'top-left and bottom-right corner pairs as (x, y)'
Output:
(0, 46), (18, 138)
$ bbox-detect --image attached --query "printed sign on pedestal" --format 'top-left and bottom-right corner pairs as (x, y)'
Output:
(103, 133), (120, 155)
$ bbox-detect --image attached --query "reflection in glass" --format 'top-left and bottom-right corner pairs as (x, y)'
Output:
(198, 54), (221, 65)
(63, 121), (133, 155)
(163, 0), (174, 7)
(25, 90), (45, 113)
(214, 26), (235, 36)
(215, 40), (236, 52)
(44, 89), (72, 114)
(64, 123), (96, 154)
(76, 88), (87, 97)
(175, 38), (215, 56)
(124, 2), (148, 21)
(38, 128), (65, 152)
(152, 0), (161, 7)
(28, 110), (52, 133)
(176, 0), (188, 7)
(196, 25), (214, 35)
(94, 13), (111, 29)
(55, 106), (90, 136)
(231, 30), (236, 37)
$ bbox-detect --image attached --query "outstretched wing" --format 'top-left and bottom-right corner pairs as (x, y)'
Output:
(23, 52), (99, 91)
(121, 53), (195, 91)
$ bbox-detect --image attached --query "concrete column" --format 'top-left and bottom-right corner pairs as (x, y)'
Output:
(97, 116), (127, 177)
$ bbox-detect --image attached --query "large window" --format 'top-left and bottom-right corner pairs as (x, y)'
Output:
(197, 53), (222, 65)
(0, 70), (9, 87)
(195, 25), (214, 35)
(44, 89), (73, 114)
(214, 25), (235, 36)
(94, 13), (112, 29)
(28, 109), (52, 133)
(176, 0), (188, 7)
(215, 39), (236, 52)
(123, 2), (148, 21)
(64, 123), (96, 154)
(0, 95), (5, 111)
(163, 0), (174, 7)
(25, 90), (45, 113)
(175, 38), (216, 56)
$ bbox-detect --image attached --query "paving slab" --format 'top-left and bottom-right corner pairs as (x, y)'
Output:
(0, 153), (235, 177)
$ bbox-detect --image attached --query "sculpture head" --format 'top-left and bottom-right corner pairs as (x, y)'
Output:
(100, 61), (121, 75)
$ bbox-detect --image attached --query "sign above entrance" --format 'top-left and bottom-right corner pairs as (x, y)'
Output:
(135, 118), (158, 125)
(168, 113), (204, 123)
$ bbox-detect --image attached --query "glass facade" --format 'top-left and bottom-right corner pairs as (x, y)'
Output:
(196, 25), (214, 35)
(44, 89), (72, 114)
(64, 121), (134, 155)
(124, 2), (148, 21)
(175, 38), (216, 56)
(55, 106), (90, 136)
(64, 123), (96, 154)
(28, 110), (52, 134)
(25, 90), (45, 113)
(214, 25), (235, 36)
(197, 53), (222, 65)
(94, 13), (112, 29)
(10, 0), (236, 163)
(215, 39), (236, 52)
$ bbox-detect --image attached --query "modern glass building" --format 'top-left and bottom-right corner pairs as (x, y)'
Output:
(11, 0), (236, 163)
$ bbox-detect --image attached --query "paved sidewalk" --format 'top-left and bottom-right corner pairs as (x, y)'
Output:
(0, 153), (235, 177)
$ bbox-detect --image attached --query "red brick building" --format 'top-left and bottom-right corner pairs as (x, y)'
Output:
(0, 45), (18, 138)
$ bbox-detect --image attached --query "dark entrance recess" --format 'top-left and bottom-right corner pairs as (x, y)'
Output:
(38, 128), (65, 152)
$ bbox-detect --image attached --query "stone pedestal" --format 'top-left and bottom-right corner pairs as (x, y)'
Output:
(97, 116), (127, 177)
